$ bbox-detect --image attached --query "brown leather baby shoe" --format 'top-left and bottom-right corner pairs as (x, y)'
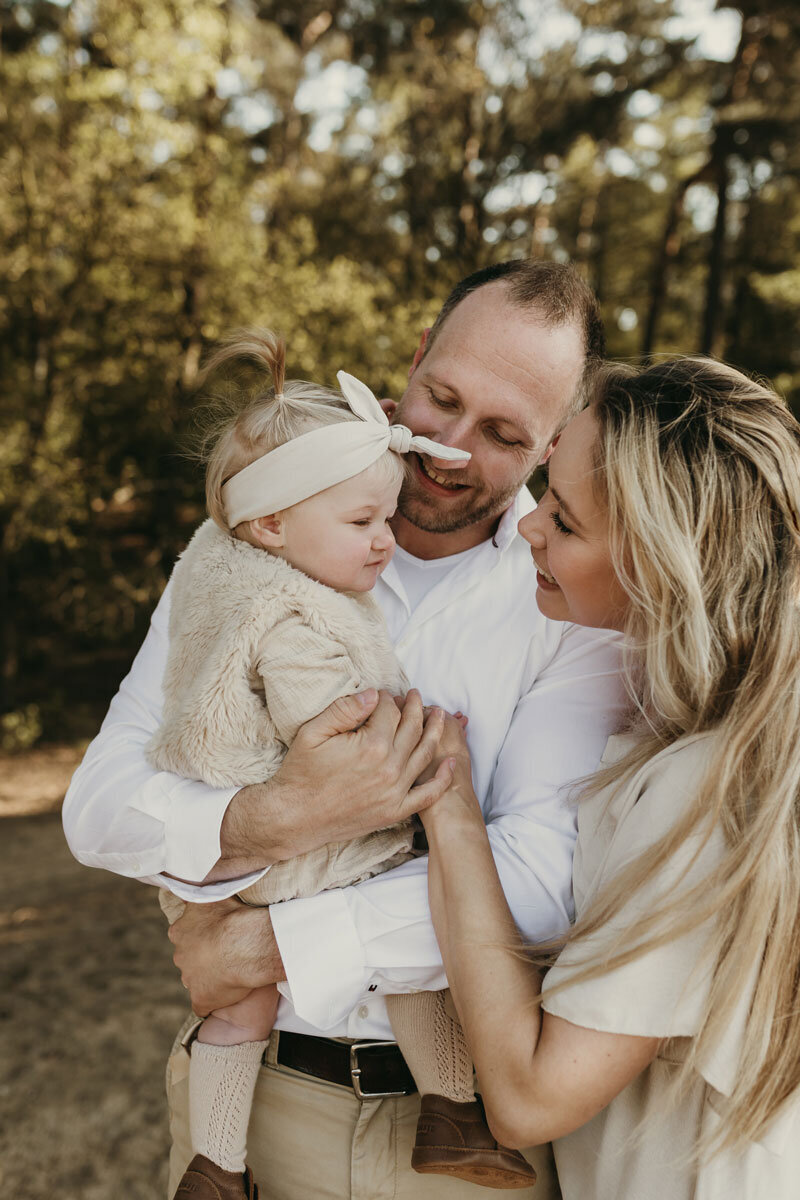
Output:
(411, 1094), (537, 1190)
(173, 1154), (259, 1199)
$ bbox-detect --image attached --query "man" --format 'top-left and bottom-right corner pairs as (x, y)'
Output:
(64, 260), (625, 1199)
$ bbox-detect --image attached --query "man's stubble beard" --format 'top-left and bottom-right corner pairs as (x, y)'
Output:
(397, 472), (525, 535)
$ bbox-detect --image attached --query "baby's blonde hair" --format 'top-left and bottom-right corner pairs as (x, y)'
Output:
(199, 328), (405, 530)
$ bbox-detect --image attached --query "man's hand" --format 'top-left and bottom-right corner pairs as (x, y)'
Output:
(168, 898), (284, 1016)
(212, 689), (454, 874)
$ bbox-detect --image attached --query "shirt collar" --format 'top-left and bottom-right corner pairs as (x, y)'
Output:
(492, 487), (534, 553)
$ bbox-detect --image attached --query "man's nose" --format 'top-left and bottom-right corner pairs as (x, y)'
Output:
(426, 418), (472, 470)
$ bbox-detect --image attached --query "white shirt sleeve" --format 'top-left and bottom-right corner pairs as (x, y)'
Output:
(61, 580), (266, 899)
(271, 623), (626, 1029)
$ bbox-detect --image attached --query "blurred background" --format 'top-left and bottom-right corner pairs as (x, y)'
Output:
(2, 0), (800, 750)
(1, 0), (799, 1195)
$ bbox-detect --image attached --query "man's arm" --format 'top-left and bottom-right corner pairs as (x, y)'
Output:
(63, 583), (452, 897)
(271, 625), (626, 1028)
(62, 582), (254, 896)
(172, 624), (626, 1026)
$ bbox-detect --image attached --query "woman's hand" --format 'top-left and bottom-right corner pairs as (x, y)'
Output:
(439, 709), (470, 756)
(415, 708), (470, 779)
(416, 710), (483, 835)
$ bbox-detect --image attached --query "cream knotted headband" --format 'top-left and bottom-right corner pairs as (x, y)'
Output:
(222, 370), (471, 526)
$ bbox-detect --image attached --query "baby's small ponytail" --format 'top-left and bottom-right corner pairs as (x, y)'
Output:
(198, 326), (366, 531)
(200, 327), (286, 403)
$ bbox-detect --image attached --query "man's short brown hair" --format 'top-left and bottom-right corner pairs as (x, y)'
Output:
(425, 259), (605, 419)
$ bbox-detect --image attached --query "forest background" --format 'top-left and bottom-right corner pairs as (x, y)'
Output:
(2, 0), (800, 747)
(2, 3), (800, 1196)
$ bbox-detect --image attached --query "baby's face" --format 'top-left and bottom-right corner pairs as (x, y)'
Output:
(279, 468), (400, 593)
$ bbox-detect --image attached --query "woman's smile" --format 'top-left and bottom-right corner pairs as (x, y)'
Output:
(531, 553), (559, 588)
(518, 408), (630, 632)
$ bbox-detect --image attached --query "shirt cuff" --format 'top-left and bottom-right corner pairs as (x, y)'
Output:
(271, 889), (368, 1030)
(133, 773), (239, 883)
(154, 868), (269, 903)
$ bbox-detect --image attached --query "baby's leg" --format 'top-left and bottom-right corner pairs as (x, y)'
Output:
(161, 888), (274, 1188)
(386, 989), (474, 1102)
(387, 990), (537, 1188)
(198, 984), (279, 1046)
(188, 985), (277, 1180)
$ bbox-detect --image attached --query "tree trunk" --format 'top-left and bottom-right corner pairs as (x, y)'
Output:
(641, 171), (703, 359)
(699, 24), (761, 356)
(726, 193), (756, 360)
(0, 529), (18, 712)
(701, 156), (730, 357)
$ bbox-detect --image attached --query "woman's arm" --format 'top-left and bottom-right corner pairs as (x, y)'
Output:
(422, 773), (659, 1148)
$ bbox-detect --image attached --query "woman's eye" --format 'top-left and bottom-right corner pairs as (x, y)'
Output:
(550, 510), (573, 536)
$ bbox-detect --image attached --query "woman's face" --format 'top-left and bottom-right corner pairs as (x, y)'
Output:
(518, 408), (629, 631)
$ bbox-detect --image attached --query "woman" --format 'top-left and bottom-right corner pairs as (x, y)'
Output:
(422, 358), (800, 1197)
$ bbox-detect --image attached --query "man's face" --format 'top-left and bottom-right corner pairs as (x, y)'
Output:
(394, 283), (586, 536)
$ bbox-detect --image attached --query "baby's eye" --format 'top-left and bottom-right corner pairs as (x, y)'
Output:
(351, 519), (371, 527)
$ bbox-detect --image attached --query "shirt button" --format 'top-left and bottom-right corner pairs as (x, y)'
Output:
(357, 1004), (369, 1019)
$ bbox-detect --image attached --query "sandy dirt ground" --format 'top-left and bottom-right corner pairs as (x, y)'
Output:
(0, 748), (189, 1199)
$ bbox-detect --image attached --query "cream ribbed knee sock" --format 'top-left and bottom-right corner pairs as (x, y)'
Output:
(189, 1039), (267, 1172)
(386, 990), (475, 1102)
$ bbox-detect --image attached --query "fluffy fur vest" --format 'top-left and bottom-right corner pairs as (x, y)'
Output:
(147, 519), (407, 790)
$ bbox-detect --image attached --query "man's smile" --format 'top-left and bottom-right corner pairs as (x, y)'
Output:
(415, 454), (470, 495)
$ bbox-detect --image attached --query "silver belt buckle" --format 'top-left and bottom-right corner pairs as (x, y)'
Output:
(349, 1040), (410, 1100)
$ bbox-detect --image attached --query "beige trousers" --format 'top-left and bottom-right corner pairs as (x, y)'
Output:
(166, 1019), (561, 1200)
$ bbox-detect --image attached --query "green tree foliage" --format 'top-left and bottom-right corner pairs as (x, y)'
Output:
(1, 0), (798, 742)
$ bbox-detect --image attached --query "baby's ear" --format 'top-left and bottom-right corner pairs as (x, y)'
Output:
(249, 514), (284, 549)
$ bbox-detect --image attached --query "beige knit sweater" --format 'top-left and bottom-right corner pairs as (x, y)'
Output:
(147, 520), (416, 914)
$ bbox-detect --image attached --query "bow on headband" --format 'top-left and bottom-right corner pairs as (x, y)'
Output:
(221, 370), (471, 527)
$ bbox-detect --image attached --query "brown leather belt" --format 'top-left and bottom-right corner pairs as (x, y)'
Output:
(275, 1031), (417, 1100)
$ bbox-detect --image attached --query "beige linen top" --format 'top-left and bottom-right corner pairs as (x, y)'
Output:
(542, 733), (800, 1200)
(148, 520), (415, 919)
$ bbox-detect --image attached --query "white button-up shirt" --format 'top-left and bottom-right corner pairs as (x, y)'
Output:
(63, 489), (625, 1039)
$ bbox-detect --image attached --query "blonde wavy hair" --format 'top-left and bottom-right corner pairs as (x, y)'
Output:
(553, 357), (800, 1153)
(197, 328), (405, 531)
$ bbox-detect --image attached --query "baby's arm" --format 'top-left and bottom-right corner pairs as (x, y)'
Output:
(256, 615), (367, 746)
